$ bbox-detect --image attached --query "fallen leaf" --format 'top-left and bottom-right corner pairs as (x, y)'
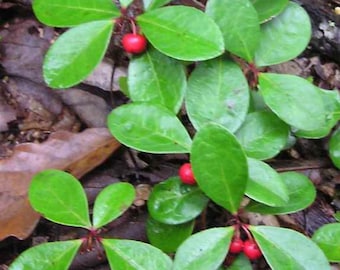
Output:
(0, 128), (120, 240)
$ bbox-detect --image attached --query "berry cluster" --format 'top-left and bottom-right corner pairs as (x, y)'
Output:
(229, 238), (262, 260)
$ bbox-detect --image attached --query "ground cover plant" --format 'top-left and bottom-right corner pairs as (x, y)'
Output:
(8, 0), (340, 269)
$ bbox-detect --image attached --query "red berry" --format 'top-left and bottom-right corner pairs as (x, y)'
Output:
(179, 163), (196, 185)
(243, 240), (262, 260)
(122, 33), (147, 54)
(229, 238), (244, 254)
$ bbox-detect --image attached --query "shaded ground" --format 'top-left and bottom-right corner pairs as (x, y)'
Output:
(0, 1), (339, 269)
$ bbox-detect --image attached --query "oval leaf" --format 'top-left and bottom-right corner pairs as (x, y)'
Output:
(173, 227), (233, 270)
(295, 88), (340, 138)
(146, 217), (195, 253)
(227, 254), (253, 270)
(92, 182), (136, 229)
(255, 2), (311, 66)
(107, 102), (192, 153)
(102, 239), (173, 270)
(206, 0), (260, 61)
(186, 57), (249, 132)
(147, 177), (209, 224)
(250, 226), (330, 270)
(43, 20), (114, 88)
(143, 0), (172, 10)
(191, 124), (248, 214)
(29, 169), (91, 228)
(250, 0), (289, 23)
(246, 171), (316, 214)
(9, 240), (82, 270)
(128, 47), (186, 113)
(137, 6), (224, 61)
(246, 158), (289, 207)
(32, 0), (119, 27)
(329, 128), (340, 169)
(259, 73), (326, 131)
(236, 111), (289, 160)
(312, 223), (340, 262)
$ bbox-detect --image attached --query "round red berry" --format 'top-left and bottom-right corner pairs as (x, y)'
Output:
(179, 163), (196, 185)
(229, 238), (244, 254)
(243, 240), (262, 260)
(122, 33), (147, 54)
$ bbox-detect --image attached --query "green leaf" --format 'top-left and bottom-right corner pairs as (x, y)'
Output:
(43, 20), (114, 88)
(147, 177), (209, 224)
(255, 2), (311, 66)
(235, 111), (289, 160)
(250, 226), (330, 270)
(186, 57), (249, 132)
(92, 182), (135, 229)
(143, 0), (172, 10)
(137, 6), (224, 61)
(312, 223), (340, 262)
(246, 171), (316, 215)
(191, 124), (248, 214)
(227, 254), (253, 270)
(206, 0), (260, 62)
(250, 0), (289, 23)
(259, 73), (326, 131)
(120, 0), (134, 8)
(128, 46), (186, 113)
(29, 169), (91, 228)
(102, 239), (173, 270)
(329, 128), (340, 169)
(245, 158), (289, 207)
(107, 102), (192, 153)
(173, 227), (233, 270)
(146, 217), (195, 253)
(295, 88), (340, 138)
(32, 0), (120, 27)
(335, 212), (340, 222)
(9, 240), (82, 270)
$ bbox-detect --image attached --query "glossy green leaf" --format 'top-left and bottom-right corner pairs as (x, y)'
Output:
(335, 212), (340, 222)
(255, 2), (311, 66)
(9, 240), (82, 270)
(146, 217), (195, 253)
(173, 227), (234, 270)
(29, 169), (91, 228)
(102, 239), (173, 270)
(143, 0), (172, 10)
(43, 20), (114, 88)
(120, 0), (134, 8)
(128, 47), (186, 113)
(227, 254), (252, 270)
(92, 182), (135, 229)
(246, 171), (316, 214)
(330, 128), (340, 169)
(250, 0), (289, 23)
(186, 57), (249, 132)
(206, 0), (260, 62)
(32, 0), (119, 27)
(259, 73), (325, 131)
(137, 6), (224, 61)
(236, 111), (289, 160)
(147, 177), (209, 224)
(107, 102), (192, 153)
(245, 158), (288, 207)
(295, 88), (340, 138)
(312, 223), (340, 262)
(191, 124), (248, 214)
(250, 226), (330, 270)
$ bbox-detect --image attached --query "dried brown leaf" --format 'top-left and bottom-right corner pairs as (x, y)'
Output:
(0, 128), (120, 240)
